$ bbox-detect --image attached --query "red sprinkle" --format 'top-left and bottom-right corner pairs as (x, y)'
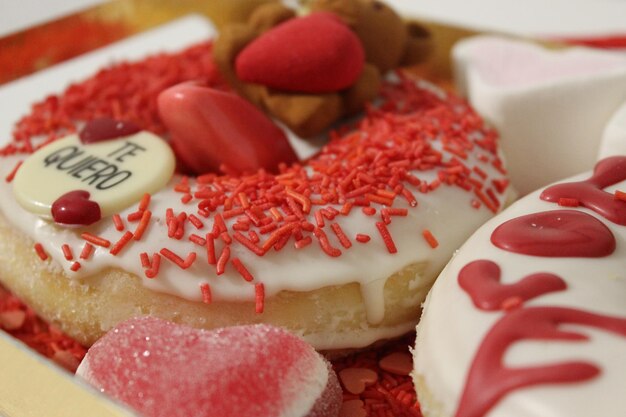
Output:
(34, 243), (48, 261)
(5, 160), (22, 183)
(61, 244), (73, 261)
(110, 231), (134, 255)
(355, 234), (371, 243)
(376, 222), (397, 254)
(70, 262), (81, 272)
(145, 253), (161, 278)
(133, 210), (152, 241)
(200, 283), (212, 304)
(422, 229), (439, 249)
(255, 283), (265, 314)
(112, 214), (125, 231)
(79, 243), (94, 260)
(330, 223), (352, 249)
(615, 190), (626, 202)
(313, 227), (342, 257)
(80, 233), (111, 248)
(232, 258), (254, 282)
(140, 252), (151, 268)
(216, 246), (231, 275)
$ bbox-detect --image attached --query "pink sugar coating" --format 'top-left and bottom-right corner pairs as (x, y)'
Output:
(471, 38), (626, 87)
(77, 317), (341, 417)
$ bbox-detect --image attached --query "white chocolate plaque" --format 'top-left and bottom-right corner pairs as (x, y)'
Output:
(12, 132), (175, 219)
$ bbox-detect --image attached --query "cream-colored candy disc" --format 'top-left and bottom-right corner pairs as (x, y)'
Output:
(13, 132), (175, 219)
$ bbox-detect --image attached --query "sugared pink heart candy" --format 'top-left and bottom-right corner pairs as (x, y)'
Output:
(77, 317), (342, 417)
(158, 83), (298, 175)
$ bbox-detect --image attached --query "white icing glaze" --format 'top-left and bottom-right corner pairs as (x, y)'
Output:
(599, 101), (626, 160)
(0, 82), (508, 350)
(453, 35), (626, 196)
(414, 170), (626, 417)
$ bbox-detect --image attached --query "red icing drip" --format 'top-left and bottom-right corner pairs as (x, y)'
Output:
(540, 156), (626, 225)
(455, 306), (626, 417)
(458, 260), (566, 311)
(491, 210), (616, 257)
(79, 118), (141, 144)
(51, 190), (101, 226)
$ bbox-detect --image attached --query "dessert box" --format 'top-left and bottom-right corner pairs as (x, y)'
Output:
(2, 2), (624, 416)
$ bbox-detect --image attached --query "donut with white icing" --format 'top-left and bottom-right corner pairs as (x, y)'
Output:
(413, 156), (626, 417)
(0, 34), (508, 352)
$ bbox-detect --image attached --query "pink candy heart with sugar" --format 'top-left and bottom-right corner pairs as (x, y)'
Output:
(76, 317), (342, 417)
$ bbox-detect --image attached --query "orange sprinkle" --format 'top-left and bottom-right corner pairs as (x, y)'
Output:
(81, 233), (111, 248)
(79, 243), (94, 260)
(34, 243), (48, 261)
(255, 283), (265, 314)
(133, 210), (152, 241)
(422, 229), (439, 249)
(110, 231), (133, 255)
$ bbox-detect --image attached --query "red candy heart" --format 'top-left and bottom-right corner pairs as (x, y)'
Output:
(158, 83), (298, 175)
(79, 117), (141, 144)
(236, 13), (365, 93)
(77, 317), (342, 417)
(51, 190), (101, 226)
(491, 210), (616, 257)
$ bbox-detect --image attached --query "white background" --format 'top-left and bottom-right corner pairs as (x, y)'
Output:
(1, 0), (626, 38)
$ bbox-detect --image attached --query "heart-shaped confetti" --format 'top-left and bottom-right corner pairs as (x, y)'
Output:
(236, 13), (365, 93)
(77, 317), (342, 417)
(338, 367), (378, 395)
(158, 83), (298, 175)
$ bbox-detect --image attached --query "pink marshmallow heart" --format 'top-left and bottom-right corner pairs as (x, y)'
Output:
(76, 317), (341, 417)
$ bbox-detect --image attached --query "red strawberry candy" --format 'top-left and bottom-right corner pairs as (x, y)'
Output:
(158, 82), (298, 175)
(76, 317), (342, 417)
(235, 13), (365, 93)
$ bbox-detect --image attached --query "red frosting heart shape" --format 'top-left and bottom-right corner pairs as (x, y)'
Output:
(158, 83), (298, 175)
(77, 317), (342, 417)
(491, 210), (615, 257)
(51, 190), (101, 226)
(235, 12), (365, 93)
